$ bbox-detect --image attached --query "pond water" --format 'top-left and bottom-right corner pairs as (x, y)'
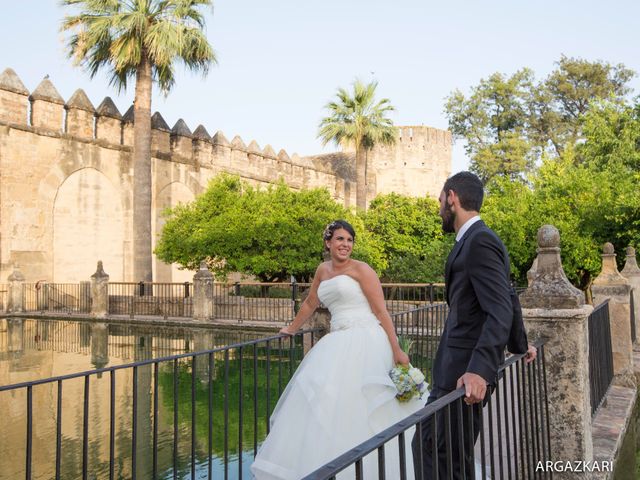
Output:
(0, 317), (295, 480)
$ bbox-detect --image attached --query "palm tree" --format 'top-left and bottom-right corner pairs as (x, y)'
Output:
(61, 0), (216, 283)
(318, 79), (397, 211)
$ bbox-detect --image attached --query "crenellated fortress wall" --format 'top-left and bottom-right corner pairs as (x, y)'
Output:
(0, 68), (451, 282)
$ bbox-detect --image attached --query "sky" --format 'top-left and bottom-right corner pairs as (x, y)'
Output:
(3, 1), (640, 173)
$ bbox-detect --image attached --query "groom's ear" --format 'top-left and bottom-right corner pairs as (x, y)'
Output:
(446, 189), (457, 207)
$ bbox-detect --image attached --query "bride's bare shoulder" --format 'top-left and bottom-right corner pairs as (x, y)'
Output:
(350, 260), (376, 279)
(314, 261), (331, 281)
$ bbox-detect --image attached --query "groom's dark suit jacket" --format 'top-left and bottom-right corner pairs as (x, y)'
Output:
(433, 220), (528, 391)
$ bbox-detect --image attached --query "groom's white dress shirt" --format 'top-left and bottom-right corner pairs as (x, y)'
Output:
(456, 215), (481, 242)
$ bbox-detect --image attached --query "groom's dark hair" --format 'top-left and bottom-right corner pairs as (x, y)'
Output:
(442, 171), (484, 212)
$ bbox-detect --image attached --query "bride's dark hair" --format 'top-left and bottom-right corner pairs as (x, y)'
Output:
(323, 220), (356, 252)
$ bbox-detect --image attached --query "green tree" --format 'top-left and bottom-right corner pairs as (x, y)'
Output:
(155, 175), (386, 281)
(445, 68), (537, 183)
(483, 140), (640, 291)
(61, 0), (216, 282)
(530, 56), (634, 158)
(318, 79), (397, 211)
(445, 57), (635, 183)
(364, 193), (453, 282)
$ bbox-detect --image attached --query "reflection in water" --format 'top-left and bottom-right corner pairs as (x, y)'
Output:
(0, 317), (299, 479)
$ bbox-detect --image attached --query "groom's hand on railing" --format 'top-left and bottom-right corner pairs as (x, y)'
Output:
(457, 372), (487, 405)
(525, 344), (537, 364)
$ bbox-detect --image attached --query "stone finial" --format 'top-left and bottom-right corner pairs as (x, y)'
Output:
(66, 89), (95, 112)
(247, 140), (261, 154)
(262, 144), (276, 157)
(29, 77), (65, 105)
(231, 135), (246, 149)
(621, 245), (640, 277)
(290, 153), (301, 164)
(0, 68), (29, 95)
(212, 131), (229, 146)
(194, 260), (214, 280)
(122, 105), (134, 123)
(171, 118), (192, 137)
(277, 149), (290, 162)
(96, 97), (122, 119)
(593, 242), (629, 286)
(526, 257), (538, 287)
(193, 124), (211, 141)
(519, 225), (584, 309)
(151, 111), (170, 131)
(7, 265), (25, 282)
(91, 260), (109, 279)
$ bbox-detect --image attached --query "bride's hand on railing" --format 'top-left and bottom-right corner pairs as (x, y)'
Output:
(279, 326), (296, 336)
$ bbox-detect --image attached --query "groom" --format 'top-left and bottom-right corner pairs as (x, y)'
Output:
(412, 171), (534, 479)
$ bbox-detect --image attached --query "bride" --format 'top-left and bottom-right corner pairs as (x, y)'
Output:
(251, 220), (426, 479)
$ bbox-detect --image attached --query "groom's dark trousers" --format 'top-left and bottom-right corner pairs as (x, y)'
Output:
(412, 220), (528, 479)
(412, 386), (484, 480)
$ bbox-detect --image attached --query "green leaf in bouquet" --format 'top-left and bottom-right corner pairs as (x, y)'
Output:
(397, 335), (414, 354)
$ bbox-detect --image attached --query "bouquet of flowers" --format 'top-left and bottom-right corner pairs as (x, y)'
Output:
(389, 336), (428, 402)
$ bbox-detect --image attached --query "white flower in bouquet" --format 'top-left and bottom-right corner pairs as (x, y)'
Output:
(408, 367), (425, 385)
(389, 335), (429, 402)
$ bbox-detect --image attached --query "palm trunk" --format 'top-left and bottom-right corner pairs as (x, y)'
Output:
(355, 142), (367, 211)
(133, 54), (153, 283)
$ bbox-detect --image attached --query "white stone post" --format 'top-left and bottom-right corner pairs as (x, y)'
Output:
(7, 266), (25, 313)
(193, 261), (214, 320)
(520, 225), (594, 476)
(591, 243), (634, 386)
(621, 246), (640, 344)
(90, 261), (109, 318)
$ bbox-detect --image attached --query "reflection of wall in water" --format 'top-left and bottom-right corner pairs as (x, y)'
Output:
(0, 318), (270, 478)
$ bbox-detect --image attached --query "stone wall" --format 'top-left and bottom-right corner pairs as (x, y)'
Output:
(0, 68), (451, 282)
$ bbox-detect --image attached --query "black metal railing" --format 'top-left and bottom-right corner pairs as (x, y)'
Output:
(22, 282), (91, 314)
(108, 282), (193, 318)
(213, 281), (309, 323)
(305, 343), (550, 479)
(13, 280), (446, 322)
(0, 328), (322, 480)
(588, 300), (614, 416)
(392, 303), (448, 383)
(630, 290), (636, 344)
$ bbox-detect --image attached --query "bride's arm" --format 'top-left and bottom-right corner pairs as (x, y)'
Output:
(280, 264), (324, 335)
(356, 264), (410, 366)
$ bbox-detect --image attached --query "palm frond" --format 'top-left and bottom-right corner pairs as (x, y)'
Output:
(60, 0), (215, 92)
(318, 78), (397, 151)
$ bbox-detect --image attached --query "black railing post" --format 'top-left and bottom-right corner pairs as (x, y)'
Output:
(138, 281), (145, 297)
(184, 282), (190, 298)
(292, 280), (299, 316)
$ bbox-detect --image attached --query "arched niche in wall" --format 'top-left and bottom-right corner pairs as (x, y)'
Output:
(53, 167), (124, 282)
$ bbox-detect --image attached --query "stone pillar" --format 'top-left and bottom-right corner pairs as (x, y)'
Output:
(90, 322), (109, 371)
(520, 225), (593, 475)
(526, 257), (538, 287)
(193, 261), (214, 320)
(7, 266), (25, 313)
(591, 243), (633, 386)
(621, 246), (640, 343)
(90, 261), (109, 318)
(7, 318), (24, 353)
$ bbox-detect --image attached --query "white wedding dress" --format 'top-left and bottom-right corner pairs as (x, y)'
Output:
(251, 275), (425, 479)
